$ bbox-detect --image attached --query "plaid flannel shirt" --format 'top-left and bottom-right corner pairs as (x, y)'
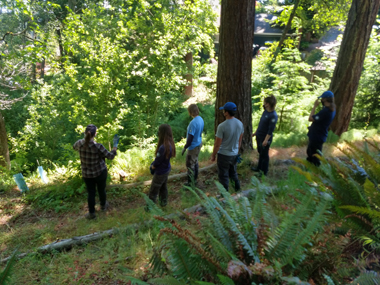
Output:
(73, 139), (116, 178)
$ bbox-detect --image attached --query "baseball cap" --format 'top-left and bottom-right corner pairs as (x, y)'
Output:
(318, 91), (334, 99)
(219, 102), (237, 111)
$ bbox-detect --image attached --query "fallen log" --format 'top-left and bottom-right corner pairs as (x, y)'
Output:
(0, 188), (259, 264)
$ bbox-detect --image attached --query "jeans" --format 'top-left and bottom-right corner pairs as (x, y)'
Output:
(217, 153), (240, 191)
(256, 137), (270, 175)
(186, 144), (201, 183)
(149, 171), (170, 206)
(307, 140), (324, 166)
(83, 169), (108, 214)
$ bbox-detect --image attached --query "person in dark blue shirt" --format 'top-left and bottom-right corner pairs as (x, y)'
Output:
(148, 124), (176, 208)
(252, 95), (278, 176)
(307, 90), (336, 166)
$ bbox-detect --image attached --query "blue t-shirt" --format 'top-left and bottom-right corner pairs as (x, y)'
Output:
(308, 107), (336, 143)
(187, 116), (204, 150)
(255, 110), (278, 141)
(152, 145), (172, 175)
(216, 118), (244, 156)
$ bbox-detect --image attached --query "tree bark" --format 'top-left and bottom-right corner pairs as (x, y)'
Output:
(215, 0), (255, 152)
(0, 111), (11, 170)
(329, 0), (380, 136)
(184, 52), (193, 96)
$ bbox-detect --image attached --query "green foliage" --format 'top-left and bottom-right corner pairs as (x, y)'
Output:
(354, 25), (380, 128)
(352, 271), (380, 285)
(292, 141), (380, 250)
(0, 248), (18, 285)
(252, 46), (331, 135)
(146, 177), (330, 284)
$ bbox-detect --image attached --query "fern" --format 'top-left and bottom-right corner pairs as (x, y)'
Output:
(122, 276), (149, 285)
(322, 274), (335, 285)
(149, 276), (188, 285)
(217, 274), (235, 285)
(340, 205), (380, 220)
(266, 192), (315, 261)
(352, 271), (380, 285)
(208, 197), (259, 262)
(280, 196), (329, 267)
(0, 248), (18, 285)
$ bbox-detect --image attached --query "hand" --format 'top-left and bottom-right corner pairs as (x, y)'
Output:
(210, 154), (216, 162)
(181, 148), (186, 156)
(313, 99), (320, 108)
(262, 140), (268, 147)
(112, 147), (117, 151)
(113, 134), (120, 148)
(252, 132), (256, 137)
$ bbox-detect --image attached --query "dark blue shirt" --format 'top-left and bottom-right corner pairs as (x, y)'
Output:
(256, 110), (278, 140)
(308, 107), (336, 143)
(152, 145), (172, 175)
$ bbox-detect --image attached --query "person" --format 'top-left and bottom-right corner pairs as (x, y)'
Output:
(307, 90), (336, 166)
(182, 104), (204, 187)
(73, 124), (118, 219)
(148, 124), (176, 208)
(210, 102), (244, 192)
(251, 95), (278, 176)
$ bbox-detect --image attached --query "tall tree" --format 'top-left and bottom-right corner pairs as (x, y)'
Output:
(329, 0), (380, 135)
(215, 0), (255, 151)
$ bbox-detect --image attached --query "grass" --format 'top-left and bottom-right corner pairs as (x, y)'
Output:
(1, 135), (380, 283)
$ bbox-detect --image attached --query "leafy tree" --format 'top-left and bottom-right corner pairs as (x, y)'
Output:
(14, 0), (217, 164)
(353, 27), (380, 128)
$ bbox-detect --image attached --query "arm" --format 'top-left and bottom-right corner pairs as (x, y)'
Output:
(263, 116), (277, 146)
(262, 134), (271, 146)
(152, 146), (165, 168)
(184, 134), (194, 149)
(73, 140), (82, 151)
(210, 137), (222, 162)
(309, 99), (320, 122)
(238, 133), (243, 149)
(98, 144), (117, 160)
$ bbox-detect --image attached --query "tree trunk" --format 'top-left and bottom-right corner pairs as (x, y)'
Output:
(271, 0), (301, 64)
(215, 0), (255, 152)
(329, 0), (380, 136)
(56, 28), (64, 70)
(40, 58), (45, 79)
(184, 52), (193, 96)
(0, 111), (11, 170)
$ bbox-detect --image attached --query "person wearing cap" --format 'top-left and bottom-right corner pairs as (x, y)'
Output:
(210, 102), (244, 192)
(307, 91), (336, 166)
(182, 104), (204, 187)
(73, 124), (118, 219)
(251, 95), (278, 176)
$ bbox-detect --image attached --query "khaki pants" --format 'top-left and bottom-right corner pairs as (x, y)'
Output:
(186, 144), (202, 183)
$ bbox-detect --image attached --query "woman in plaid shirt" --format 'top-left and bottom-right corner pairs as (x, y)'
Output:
(73, 124), (117, 219)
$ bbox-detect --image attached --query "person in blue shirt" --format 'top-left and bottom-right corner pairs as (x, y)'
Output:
(307, 90), (336, 166)
(251, 95), (278, 176)
(182, 104), (204, 186)
(148, 124), (176, 208)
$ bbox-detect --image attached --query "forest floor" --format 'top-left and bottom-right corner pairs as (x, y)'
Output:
(0, 141), (359, 258)
(0, 138), (378, 284)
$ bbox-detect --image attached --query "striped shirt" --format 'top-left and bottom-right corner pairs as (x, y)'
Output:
(73, 139), (116, 178)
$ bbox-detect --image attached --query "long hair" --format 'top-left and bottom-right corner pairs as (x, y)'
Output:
(155, 124), (176, 159)
(324, 97), (336, 112)
(84, 124), (97, 146)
